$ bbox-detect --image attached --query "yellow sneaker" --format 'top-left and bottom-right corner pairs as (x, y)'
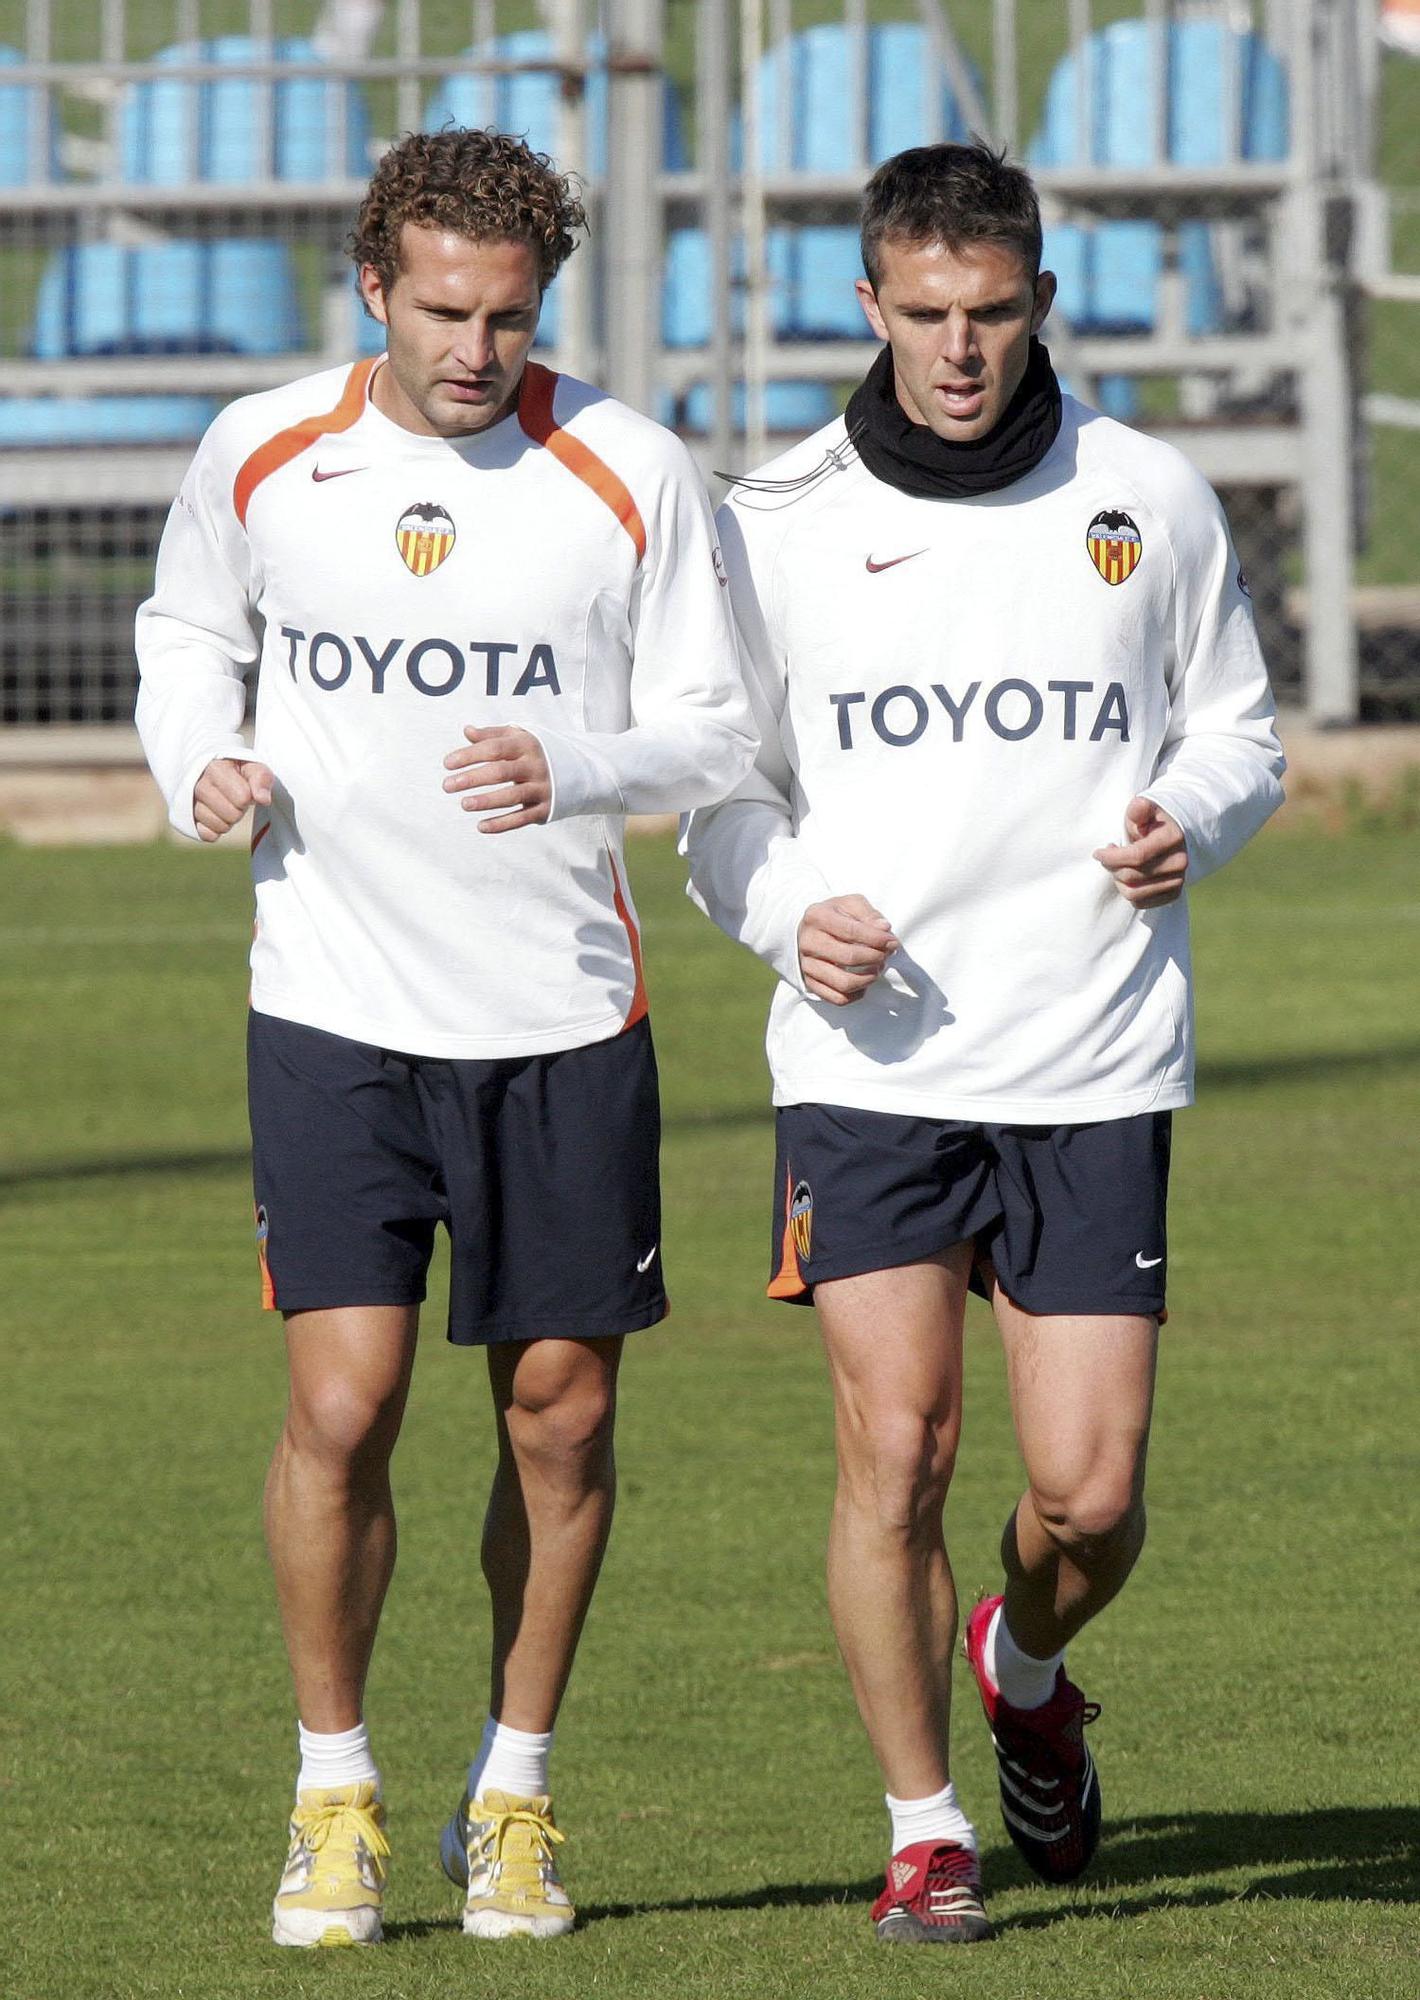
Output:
(271, 1780), (389, 1948)
(439, 1789), (574, 1939)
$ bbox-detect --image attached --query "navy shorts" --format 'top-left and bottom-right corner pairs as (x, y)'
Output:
(769, 1103), (1171, 1319)
(248, 1011), (667, 1345)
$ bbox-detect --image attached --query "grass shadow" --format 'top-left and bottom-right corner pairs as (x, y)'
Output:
(0, 1146), (250, 1195)
(990, 1805), (1419, 1929)
(578, 1807), (1417, 1931)
(381, 1917), (465, 1941)
(579, 1877), (882, 1925)
(1199, 1042), (1420, 1089)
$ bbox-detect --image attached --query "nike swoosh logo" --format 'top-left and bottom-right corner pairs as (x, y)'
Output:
(636, 1246), (657, 1273)
(1135, 1253), (1163, 1269)
(311, 465), (365, 482)
(865, 550), (927, 573)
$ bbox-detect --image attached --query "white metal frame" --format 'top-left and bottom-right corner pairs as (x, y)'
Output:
(0, 0), (1388, 725)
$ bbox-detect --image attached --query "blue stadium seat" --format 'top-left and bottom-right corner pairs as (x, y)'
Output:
(76, 37), (350, 384)
(0, 42), (59, 185)
(426, 30), (688, 350)
(745, 21), (973, 340)
(666, 22), (973, 435)
(120, 35), (370, 184)
(427, 29), (692, 177)
(1030, 18), (1288, 340)
(33, 242), (303, 357)
(675, 380), (840, 437)
(0, 395), (220, 448)
(659, 230), (839, 433)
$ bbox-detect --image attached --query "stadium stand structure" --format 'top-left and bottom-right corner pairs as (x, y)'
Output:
(1029, 14), (1291, 419)
(0, 1), (1403, 734)
(665, 19), (974, 433)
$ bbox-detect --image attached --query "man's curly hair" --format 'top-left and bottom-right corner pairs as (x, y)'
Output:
(350, 128), (587, 295)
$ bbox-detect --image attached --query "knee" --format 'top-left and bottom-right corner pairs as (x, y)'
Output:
(1029, 1473), (1145, 1565)
(837, 1407), (958, 1537)
(285, 1375), (403, 1475)
(505, 1360), (617, 1470)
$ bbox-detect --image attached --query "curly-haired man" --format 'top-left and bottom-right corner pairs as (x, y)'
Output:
(136, 128), (754, 1948)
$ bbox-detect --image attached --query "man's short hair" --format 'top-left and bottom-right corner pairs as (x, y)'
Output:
(350, 127), (587, 296)
(860, 142), (1042, 290)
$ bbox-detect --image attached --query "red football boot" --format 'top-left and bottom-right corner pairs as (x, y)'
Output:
(870, 1838), (992, 1945)
(964, 1593), (1102, 1883)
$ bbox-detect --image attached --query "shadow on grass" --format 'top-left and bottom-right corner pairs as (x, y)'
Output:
(574, 1807), (1417, 1931)
(995, 1805), (1419, 1931)
(1, 1106), (774, 1195)
(1199, 1042), (1420, 1090)
(578, 1878), (882, 1925)
(0, 1147), (251, 1195)
(9, 1039), (1420, 1197)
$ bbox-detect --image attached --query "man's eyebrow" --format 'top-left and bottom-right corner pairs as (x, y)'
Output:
(410, 296), (538, 314)
(891, 289), (1026, 314)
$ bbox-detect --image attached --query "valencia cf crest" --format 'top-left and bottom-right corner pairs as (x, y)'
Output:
(1086, 509), (1142, 586)
(254, 1202), (275, 1309)
(396, 501), (456, 577)
(789, 1179), (814, 1263)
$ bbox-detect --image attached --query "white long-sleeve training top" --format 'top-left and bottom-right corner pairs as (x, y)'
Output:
(685, 397), (1285, 1123)
(137, 357), (755, 1058)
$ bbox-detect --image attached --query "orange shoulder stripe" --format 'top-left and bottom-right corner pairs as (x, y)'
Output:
(518, 361), (647, 563)
(233, 358), (378, 527)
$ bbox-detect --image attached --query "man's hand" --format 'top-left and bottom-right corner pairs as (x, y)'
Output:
(1094, 796), (1188, 908)
(443, 725), (552, 833)
(798, 895), (900, 1005)
(193, 758), (274, 843)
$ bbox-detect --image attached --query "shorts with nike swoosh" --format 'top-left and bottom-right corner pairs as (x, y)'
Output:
(249, 1011), (666, 1345)
(768, 1105), (1171, 1319)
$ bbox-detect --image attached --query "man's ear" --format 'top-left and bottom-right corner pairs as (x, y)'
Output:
(1031, 268), (1057, 336)
(856, 278), (889, 342)
(359, 264), (391, 327)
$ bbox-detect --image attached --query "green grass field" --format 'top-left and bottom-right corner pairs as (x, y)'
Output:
(2, 822), (1418, 2000)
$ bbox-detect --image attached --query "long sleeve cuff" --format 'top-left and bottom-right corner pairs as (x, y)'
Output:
(167, 737), (251, 840)
(1143, 743), (1285, 884)
(531, 715), (758, 823)
(683, 799), (831, 993)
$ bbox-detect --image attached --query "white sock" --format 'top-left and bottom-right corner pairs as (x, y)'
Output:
(985, 1602), (1064, 1710)
(885, 1779), (977, 1855)
(296, 1720), (379, 1797)
(468, 1715), (554, 1802)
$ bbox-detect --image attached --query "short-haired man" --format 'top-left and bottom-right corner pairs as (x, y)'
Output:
(686, 143), (1283, 1945)
(136, 128), (754, 1948)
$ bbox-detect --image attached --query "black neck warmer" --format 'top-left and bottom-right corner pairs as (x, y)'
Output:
(845, 337), (1063, 499)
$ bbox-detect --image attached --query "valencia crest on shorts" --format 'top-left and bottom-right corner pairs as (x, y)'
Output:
(1086, 510), (1142, 586)
(789, 1178), (814, 1261)
(396, 501), (456, 577)
(254, 1201), (276, 1310)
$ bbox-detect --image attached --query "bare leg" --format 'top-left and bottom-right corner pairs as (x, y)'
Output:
(815, 1248), (974, 1799)
(481, 1335), (623, 1732)
(991, 1280), (1158, 1660)
(264, 1305), (420, 1731)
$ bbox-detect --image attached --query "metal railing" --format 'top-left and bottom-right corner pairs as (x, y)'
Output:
(0, 0), (1405, 731)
